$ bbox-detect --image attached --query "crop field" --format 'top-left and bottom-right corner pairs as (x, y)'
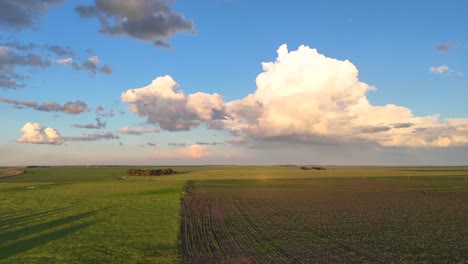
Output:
(181, 177), (468, 263)
(1, 166), (467, 263)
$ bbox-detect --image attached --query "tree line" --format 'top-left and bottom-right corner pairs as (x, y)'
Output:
(126, 168), (176, 176)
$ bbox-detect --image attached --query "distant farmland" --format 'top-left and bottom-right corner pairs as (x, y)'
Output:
(1, 166), (467, 263)
(181, 177), (468, 263)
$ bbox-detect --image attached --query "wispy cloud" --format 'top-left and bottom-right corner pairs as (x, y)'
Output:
(195, 141), (224, 146)
(0, 97), (89, 114)
(0, 0), (65, 30)
(430, 65), (450, 74)
(168, 143), (186, 147)
(430, 64), (463, 76)
(62, 132), (119, 142)
(0, 46), (50, 88)
(72, 118), (106, 129)
(117, 127), (160, 135)
(1, 42), (113, 89)
(434, 43), (454, 52)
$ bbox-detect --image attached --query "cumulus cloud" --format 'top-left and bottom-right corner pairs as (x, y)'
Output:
(176, 144), (209, 158)
(72, 118), (106, 129)
(0, 0), (65, 30)
(117, 126), (160, 135)
(17, 122), (64, 145)
(222, 44), (468, 147)
(123, 44), (468, 148)
(121, 75), (225, 131)
(0, 97), (88, 114)
(75, 0), (195, 48)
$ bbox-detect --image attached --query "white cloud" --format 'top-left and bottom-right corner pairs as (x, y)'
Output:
(117, 127), (160, 135)
(223, 44), (468, 147)
(17, 122), (120, 145)
(430, 64), (463, 76)
(123, 45), (468, 148)
(56, 58), (73, 65)
(17, 122), (64, 145)
(176, 144), (209, 158)
(121, 75), (225, 131)
(430, 65), (450, 74)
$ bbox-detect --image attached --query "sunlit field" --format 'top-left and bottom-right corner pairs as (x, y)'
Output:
(1, 166), (467, 263)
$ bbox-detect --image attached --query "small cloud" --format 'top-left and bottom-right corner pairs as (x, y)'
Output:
(56, 58), (73, 65)
(360, 126), (391, 134)
(72, 118), (106, 129)
(393, 123), (413, 129)
(147, 142), (157, 147)
(176, 144), (209, 158)
(434, 43), (454, 52)
(95, 106), (114, 117)
(82, 56), (113, 75)
(17, 122), (64, 145)
(430, 65), (450, 74)
(117, 127), (160, 135)
(154, 40), (173, 50)
(430, 65), (463, 76)
(168, 142), (187, 147)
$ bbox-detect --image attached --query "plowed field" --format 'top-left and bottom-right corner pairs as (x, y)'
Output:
(181, 178), (468, 263)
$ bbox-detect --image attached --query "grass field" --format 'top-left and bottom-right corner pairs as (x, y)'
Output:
(1, 166), (467, 263)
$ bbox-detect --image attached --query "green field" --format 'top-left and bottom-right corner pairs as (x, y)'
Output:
(1, 166), (467, 263)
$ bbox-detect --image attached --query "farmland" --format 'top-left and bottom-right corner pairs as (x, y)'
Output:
(181, 175), (468, 263)
(0, 166), (467, 263)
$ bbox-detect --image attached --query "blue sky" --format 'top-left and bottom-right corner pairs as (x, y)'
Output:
(1, 0), (467, 165)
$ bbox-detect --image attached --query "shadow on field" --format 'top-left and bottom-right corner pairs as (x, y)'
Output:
(0, 208), (69, 231)
(0, 208), (103, 260)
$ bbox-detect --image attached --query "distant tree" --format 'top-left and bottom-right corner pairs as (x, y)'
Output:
(125, 168), (176, 176)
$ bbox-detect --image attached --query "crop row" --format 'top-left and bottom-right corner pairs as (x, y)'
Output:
(180, 178), (468, 263)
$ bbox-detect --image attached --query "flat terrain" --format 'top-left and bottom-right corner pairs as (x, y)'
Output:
(1, 166), (467, 263)
(181, 177), (468, 263)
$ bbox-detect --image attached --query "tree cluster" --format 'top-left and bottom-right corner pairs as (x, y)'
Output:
(300, 166), (326, 171)
(126, 168), (176, 176)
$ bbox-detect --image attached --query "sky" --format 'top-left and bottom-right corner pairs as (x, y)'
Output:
(1, 0), (467, 166)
